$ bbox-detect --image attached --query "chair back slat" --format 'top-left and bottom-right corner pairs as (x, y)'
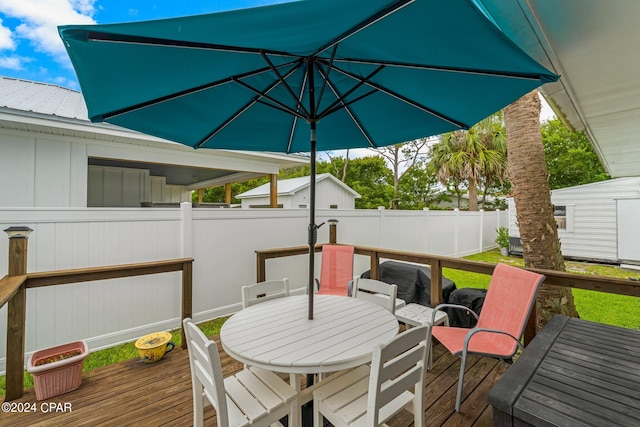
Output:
(317, 245), (354, 296)
(183, 319), (228, 426)
(353, 277), (398, 313)
(368, 325), (430, 423)
(477, 263), (545, 353)
(242, 279), (289, 308)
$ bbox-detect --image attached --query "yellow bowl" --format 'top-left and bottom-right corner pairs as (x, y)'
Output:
(135, 332), (175, 363)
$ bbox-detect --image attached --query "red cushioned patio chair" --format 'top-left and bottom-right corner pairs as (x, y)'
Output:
(315, 244), (354, 296)
(430, 263), (545, 412)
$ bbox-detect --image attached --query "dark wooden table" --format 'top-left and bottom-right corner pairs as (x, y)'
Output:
(488, 315), (640, 427)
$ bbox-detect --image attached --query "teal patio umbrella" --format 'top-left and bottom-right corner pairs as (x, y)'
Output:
(59, 0), (558, 319)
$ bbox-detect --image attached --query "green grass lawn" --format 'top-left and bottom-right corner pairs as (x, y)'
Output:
(3, 251), (640, 397)
(447, 249), (640, 329)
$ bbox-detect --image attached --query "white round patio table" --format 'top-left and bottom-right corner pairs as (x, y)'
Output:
(220, 294), (399, 374)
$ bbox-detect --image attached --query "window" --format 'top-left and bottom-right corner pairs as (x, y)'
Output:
(330, 204), (338, 209)
(554, 205), (566, 229)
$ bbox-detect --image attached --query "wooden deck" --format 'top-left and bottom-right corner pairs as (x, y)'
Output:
(1, 335), (508, 427)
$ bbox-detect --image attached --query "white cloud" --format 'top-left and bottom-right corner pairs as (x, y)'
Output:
(0, 54), (31, 70)
(0, 0), (96, 58)
(0, 19), (16, 50)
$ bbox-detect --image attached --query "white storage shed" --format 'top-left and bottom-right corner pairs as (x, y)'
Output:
(508, 177), (640, 265)
(237, 173), (360, 209)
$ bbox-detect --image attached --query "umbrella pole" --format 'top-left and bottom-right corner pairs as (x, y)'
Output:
(307, 121), (317, 320)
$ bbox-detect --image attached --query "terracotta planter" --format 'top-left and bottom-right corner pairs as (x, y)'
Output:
(26, 340), (89, 400)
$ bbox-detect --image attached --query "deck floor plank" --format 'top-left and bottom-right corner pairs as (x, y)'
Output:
(1, 335), (505, 427)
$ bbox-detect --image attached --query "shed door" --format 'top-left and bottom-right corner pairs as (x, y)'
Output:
(617, 199), (640, 263)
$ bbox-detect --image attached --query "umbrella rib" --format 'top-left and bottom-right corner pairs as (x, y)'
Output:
(317, 64), (385, 118)
(331, 64), (468, 130)
(196, 66), (304, 149)
(98, 62), (296, 121)
(314, 0), (415, 56)
(317, 67), (376, 148)
(85, 29), (298, 58)
(261, 52), (310, 117)
(320, 89), (379, 119)
(234, 77), (307, 120)
(315, 45), (338, 114)
(287, 68), (309, 153)
(331, 57), (552, 81)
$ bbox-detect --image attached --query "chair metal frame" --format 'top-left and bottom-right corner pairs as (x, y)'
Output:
(430, 263), (545, 412)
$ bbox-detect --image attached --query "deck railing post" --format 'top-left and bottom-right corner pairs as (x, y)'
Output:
(328, 219), (338, 244)
(256, 252), (267, 282)
(370, 250), (380, 280)
(181, 260), (193, 350)
(430, 259), (443, 307)
(524, 300), (537, 346)
(4, 226), (33, 401)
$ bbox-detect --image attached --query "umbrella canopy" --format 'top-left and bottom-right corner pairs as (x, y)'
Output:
(59, 0), (558, 319)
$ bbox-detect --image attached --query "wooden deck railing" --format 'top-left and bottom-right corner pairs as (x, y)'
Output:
(1, 243), (193, 401)
(257, 242), (640, 350)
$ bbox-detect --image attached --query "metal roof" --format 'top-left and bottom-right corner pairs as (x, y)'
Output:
(0, 76), (88, 120)
(237, 173), (360, 199)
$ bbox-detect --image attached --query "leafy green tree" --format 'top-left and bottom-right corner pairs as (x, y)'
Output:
(370, 138), (431, 209)
(429, 112), (506, 211)
(541, 119), (610, 189)
(343, 156), (394, 209)
(396, 159), (444, 209)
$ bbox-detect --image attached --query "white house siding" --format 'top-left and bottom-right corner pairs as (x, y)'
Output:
(315, 178), (356, 209)
(241, 177), (357, 209)
(243, 195), (280, 208)
(509, 177), (640, 263)
(0, 130), (83, 207)
(0, 206), (507, 372)
(0, 128), (191, 208)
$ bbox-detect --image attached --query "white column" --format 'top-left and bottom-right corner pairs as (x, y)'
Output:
(180, 202), (193, 258)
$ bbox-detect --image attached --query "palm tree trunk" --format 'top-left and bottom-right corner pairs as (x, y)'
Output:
(468, 177), (478, 211)
(504, 90), (579, 330)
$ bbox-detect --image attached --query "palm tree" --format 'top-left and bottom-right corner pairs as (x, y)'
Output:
(475, 113), (507, 208)
(504, 90), (579, 330)
(429, 112), (506, 211)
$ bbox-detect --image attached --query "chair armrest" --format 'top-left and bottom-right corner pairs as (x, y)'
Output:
(462, 327), (524, 358)
(432, 303), (479, 325)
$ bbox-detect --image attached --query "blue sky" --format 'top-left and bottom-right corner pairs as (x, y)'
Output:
(0, 0), (294, 90)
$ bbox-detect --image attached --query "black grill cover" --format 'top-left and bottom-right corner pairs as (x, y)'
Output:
(360, 260), (456, 307)
(445, 288), (488, 328)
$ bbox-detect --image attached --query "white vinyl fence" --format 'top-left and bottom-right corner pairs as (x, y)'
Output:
(0, 205), (507, 372)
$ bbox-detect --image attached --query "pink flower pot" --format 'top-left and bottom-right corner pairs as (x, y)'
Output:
(26, 340), (89, 401)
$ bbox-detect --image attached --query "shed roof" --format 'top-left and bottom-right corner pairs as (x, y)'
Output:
(237, 173), (360, 199)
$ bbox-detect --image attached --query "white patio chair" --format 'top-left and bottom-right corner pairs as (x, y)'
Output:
(241, 278), (301, 391)
(352, 277), (403, 314)
(242, 278), (290, 308)
(312, 324), (430, 427)
(183, 318), (298, 427)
